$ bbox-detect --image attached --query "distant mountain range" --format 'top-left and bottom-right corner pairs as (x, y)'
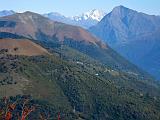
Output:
(89, 5), (160, 80)
(0, 9), (105, 28)
(44, 9), (106, 28)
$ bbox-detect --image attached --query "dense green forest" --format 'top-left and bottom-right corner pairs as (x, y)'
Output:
(0, 47), (160, 119)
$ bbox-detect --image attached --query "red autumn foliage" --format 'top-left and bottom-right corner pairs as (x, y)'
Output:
(5, 111), (12, 120)
(0, 97), (35, 120)
(1, 96), (60, 120)
(20, 106), (35, 120)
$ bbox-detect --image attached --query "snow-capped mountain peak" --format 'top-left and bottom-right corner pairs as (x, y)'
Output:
(43, 9), (106, 28)
(72, 9), (106, 22)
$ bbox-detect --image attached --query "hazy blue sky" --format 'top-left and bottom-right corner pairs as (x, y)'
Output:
(0, 0), (159, 16)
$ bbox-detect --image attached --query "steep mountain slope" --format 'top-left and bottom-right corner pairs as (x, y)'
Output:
(89, 6), (160, 79)
(0, 12), (105, 46)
